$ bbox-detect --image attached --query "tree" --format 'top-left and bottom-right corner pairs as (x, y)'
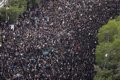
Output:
(0, 0), (27, 23)
(97, 19), (119, 43)
(94, 17), (120, 80)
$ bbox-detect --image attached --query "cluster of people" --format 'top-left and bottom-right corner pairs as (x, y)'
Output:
(0, 0), (120, 80)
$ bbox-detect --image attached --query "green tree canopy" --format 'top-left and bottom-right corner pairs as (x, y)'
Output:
(94, 17), (120, 80)
(0, 0), (27, 23)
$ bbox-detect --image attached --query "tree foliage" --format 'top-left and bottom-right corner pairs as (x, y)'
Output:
(94, 17), (120, 80)
(0, 0), (27, 23)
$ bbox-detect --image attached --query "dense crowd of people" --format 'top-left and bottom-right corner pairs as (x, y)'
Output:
(0, 0), (120, 80)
